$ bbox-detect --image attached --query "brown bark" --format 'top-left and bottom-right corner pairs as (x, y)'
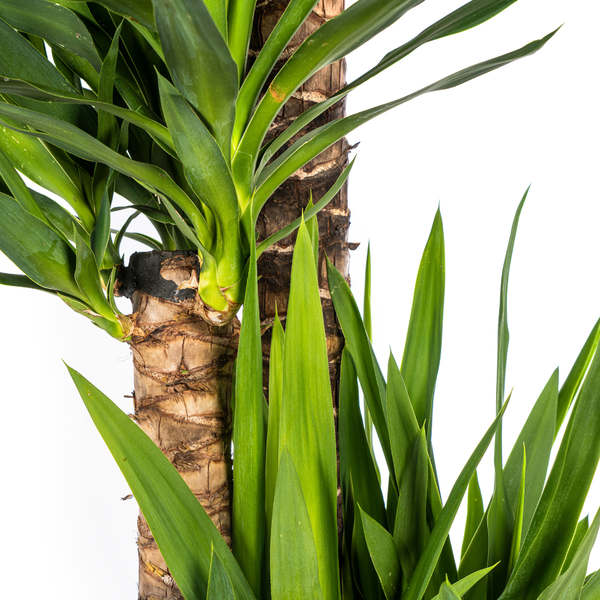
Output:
(119, 252), (237, 599)
(252, 0), (351, 548)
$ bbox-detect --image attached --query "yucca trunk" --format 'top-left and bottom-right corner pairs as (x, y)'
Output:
(118, 251), (237, 599)
(254, 0), (351, 542)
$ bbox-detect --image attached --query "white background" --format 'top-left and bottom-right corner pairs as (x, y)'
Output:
(1, 1), (599, 597)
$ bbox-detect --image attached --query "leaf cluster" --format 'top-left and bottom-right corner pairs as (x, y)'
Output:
(0, 0), (556, 332)
(69, 193), (600, 599)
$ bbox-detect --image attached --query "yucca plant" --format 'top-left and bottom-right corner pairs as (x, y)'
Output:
(0, 0), (558, 597)
(67, 193), (600, 600)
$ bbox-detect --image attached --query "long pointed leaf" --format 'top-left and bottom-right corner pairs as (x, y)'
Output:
(280, 220), (339, 600)
(252, 32), (557, 212)
(400, 208), (445, 447)
(534, 509), (600, 600)
(327, 257), (394, 485)
(361, 506), (402, 600)
(67, 366), (256, 600)
(270, 448), (325, 600)
(394, 427), (430, 588)
(232, 233), (265, 598)
(207, 545), (236, 600)
(265, 310), (285, 541)
(0, 101), (212, 247)
(403, 397), (510, 600)
(503, 370), (557, 545)
(500, 343), (600, 600)
(556, 317), (600, 437)
(0, 0), (101, 70)
(461, 472), (484, 560)
(0, 192), (83, 299)
(152, 0), (238, 160)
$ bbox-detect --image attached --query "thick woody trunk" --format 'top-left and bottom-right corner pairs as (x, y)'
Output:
(252, 0), (351, 545)
(118, 252), (237, 600)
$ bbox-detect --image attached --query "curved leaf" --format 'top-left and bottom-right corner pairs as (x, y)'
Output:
(280, 220), (339, 600)
(0, 101), (212, 247)
(271, 448), (325, 600)
(67, 366), (256, 600)
(403, 398), (510, 600)
(0, 0), (101, 70)
(500, 344), (600, 600)
(0, 192), (83, 299)
(252, 32), (557, 211)
(152, 0), (238, 160)
(232, 234), (265, 597)
(361, 506), (402, 600)
(400, 208), (444, 446)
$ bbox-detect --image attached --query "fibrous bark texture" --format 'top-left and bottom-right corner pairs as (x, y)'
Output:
(252, 0), (351, 545)
(119, 251), (237, 600)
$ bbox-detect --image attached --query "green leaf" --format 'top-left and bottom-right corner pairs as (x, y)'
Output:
(534, 508), (600, 600)
(305, 196), (319, 267)
(400, 208), (444, 447)
(581, 571), (600, 600)
(461, 472), (484, 561)
(73, 231), (115, 321)
(339, 348), (386, 528)
(70, 0), (156, 30)
(252, 32), (557, 210)
(232, 236), (265, 598)
(488, 191), (527, 599)
(337, 0), (523, 109)
(232, 0), (319, 146)
(361, 506), (402, 600)
(327, 257), (394, 485)
(363, 242), (375, 454)
(394, 427), (430, 588)
(507, 448), (526, 578)
(503, 370), (557, 547)
(152, 0), (238, 160)
(0, 76), (176, 156)
(0, 17), (95, 132)
(0, 0), (101, 71)
(270, 448), (325, 600)
(227, 0), (257, 82)
(206, 544), (235, 600)
(0, 271), (56, 294)
(115, 230), (163, 251)
(0, 101), (212, 247)
(90, 186), (111, 268)
(339, 350), (386, 600)
(387, 353), (419, 489)
(439, 579), (463, 600)
(0, 146), (48, 223)
(500, 344), (600, 600)
(59, 293), (125, 338)
(234, 0), (425, 191)
(66, 366), (256, 600)
(459, 514), (489, 600)
(561, 517), (589, 575)
(403, 397), (510, 600)
(266, 310), (285, 541)
(0, 110), (93, 229)
(32, 188), (88, 243)
(556, 317), (600, 437)
(431, 566), (498, 600)
(0, 192), (83, 299)
(280, 220), (339, 600)
(349, 469), (385, 600)
(112, 204), (175, 226)
(157, 74), (243, 290)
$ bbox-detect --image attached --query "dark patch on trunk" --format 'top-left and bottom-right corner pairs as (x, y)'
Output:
(117, 250), (200, 302)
